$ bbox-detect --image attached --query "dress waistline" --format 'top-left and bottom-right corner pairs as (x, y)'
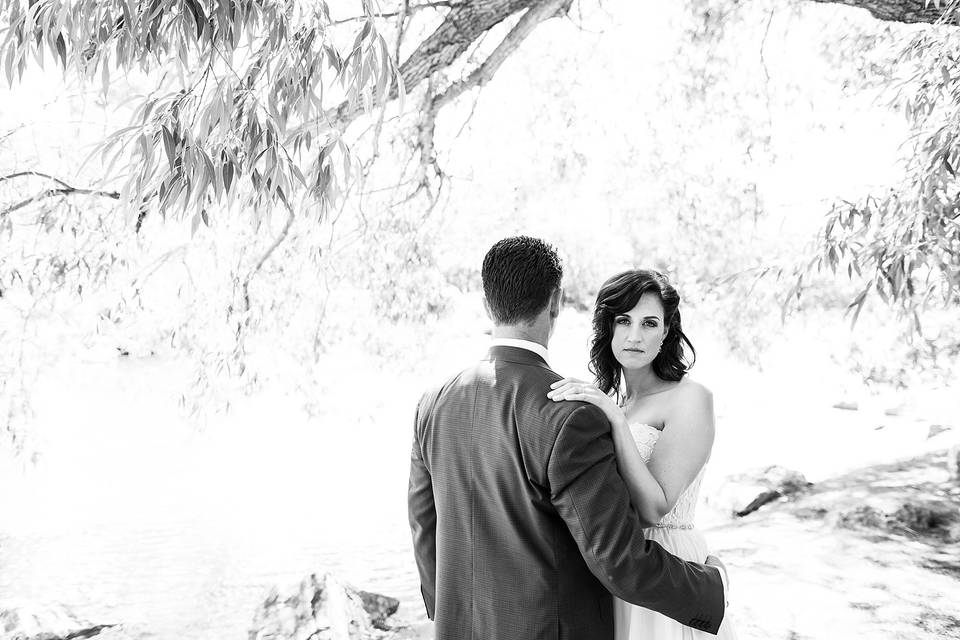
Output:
(651, 522), (695, 530)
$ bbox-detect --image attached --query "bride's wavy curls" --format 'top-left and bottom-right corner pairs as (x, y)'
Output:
(588, 269), (696, 400)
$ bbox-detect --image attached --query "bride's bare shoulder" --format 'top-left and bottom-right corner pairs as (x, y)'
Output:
(663, 378), (715, 429)
(671, 377), (713, 403)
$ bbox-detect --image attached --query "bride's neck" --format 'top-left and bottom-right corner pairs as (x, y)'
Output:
(621, 366), (662, 400)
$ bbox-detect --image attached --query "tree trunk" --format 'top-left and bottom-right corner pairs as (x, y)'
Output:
(333, 0), (559, 125)
(399, 0), (538, 90)
(807, 0), (958, 25)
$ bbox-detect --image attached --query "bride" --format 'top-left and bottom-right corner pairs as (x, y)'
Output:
(548, 268), (738, 640)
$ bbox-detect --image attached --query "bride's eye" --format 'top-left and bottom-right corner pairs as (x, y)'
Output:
(614, 316), (630, 325)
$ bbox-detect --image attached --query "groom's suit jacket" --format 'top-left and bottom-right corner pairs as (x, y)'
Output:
(409, 346), (725, 639)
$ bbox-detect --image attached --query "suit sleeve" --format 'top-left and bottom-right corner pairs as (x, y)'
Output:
(408, 397), (437, 620)
(547, 404), (726, 634)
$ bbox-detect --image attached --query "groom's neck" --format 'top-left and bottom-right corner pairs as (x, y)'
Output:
(491, 323), (550, 350)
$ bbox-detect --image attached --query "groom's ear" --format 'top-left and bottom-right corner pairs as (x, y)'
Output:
(482, 296), (493, 322)
(549, 287), (563, 319)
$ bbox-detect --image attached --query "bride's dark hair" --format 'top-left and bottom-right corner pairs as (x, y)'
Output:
(588, 269), (696, 400)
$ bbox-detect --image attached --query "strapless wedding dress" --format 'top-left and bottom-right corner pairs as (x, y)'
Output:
(613, 423), (739, 640)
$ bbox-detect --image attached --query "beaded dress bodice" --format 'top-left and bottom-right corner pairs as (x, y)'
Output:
(628, 422), (704, 530)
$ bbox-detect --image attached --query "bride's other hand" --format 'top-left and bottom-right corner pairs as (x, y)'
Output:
(705, 554), (730, 605)
(547, 378), (625, 427)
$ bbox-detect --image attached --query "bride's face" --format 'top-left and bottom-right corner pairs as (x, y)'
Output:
(611, 292), (667, 371)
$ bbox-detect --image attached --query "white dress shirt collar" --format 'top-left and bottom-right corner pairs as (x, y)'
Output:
(490, 337), (550, 365)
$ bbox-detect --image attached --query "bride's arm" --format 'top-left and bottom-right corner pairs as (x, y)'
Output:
(548, 378), (672, 526)
(605, 413), (670, 527)
(549, 379), (716, 527)
(644, 382), (715, 519)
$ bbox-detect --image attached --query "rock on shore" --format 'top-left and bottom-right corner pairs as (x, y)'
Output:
(0, 601), (116, 640)
(707, 465), (813, 517)
(249, 573), (401, 640)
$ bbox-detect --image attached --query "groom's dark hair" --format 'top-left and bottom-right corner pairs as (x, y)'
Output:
(482, 236), (563, 325)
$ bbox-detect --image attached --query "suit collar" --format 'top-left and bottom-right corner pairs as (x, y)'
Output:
(485, 345), (552, 370)
(489, 337), (549, 364)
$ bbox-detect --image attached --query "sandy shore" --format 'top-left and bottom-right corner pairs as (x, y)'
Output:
(392, 449), (960, 640)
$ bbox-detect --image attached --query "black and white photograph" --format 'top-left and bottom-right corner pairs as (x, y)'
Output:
(0, 0), (958, 639)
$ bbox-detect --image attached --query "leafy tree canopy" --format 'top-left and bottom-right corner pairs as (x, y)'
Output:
(1, 0), (959, 451)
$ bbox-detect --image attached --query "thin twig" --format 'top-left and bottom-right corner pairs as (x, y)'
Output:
(328, 1), (455, 26)
(759, 6), (775, 140)
(1, 186), (120, 218)
(129, 244), (190, 289)
(394, 0), (411, 65)
(0, 124), (26, 144)
(454, 89), (483, 139)
(0, 171), (74, 189)
(242, 199), (296, 316)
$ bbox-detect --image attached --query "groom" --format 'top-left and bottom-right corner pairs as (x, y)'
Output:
(408, 236), (726, 639)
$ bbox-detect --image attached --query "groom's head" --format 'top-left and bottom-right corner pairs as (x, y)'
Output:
(482, 236), (563, 330)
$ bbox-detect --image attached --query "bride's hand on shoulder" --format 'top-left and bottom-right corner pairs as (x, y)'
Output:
(547, 378), (625, 427)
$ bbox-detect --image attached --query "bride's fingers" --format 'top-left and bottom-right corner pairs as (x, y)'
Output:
(547, 382), (570, 395)
(548, 386), (598, 402)
(547, 382), (582, 398)
(549, 377), (585, 389)
(557, 391), (596, 403)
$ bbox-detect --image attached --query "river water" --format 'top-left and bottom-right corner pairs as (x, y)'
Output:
(2, 310), (955, 640)
(0, 352), (434, 639)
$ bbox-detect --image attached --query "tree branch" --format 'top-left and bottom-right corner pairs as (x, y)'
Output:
(0, 124), (25, 144)
(0, 171), (73, 189)
(326, 0), (539, 128)
(416, 0), (572, 166)
(807, 0), (960, 25)
(434, 0), (572, 110)
(397, 0), (541, 91)
(395, 0), (412, 66)
(0, 174), (120, 218)
(328, 1), (457, 27)
(242, 199), (296, 316)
